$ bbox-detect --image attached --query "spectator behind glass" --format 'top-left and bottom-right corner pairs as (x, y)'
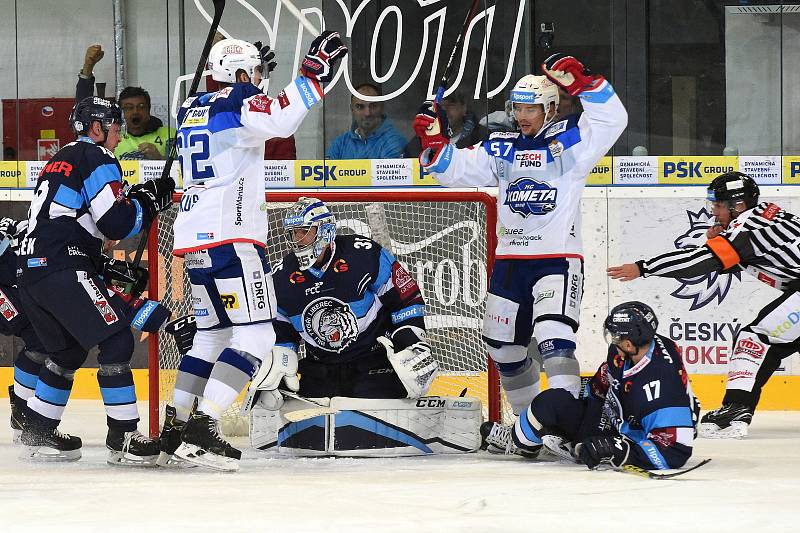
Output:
(75, 44), (174, 160)
(404, 91), (488, 158)
(326, 83), (406, 160)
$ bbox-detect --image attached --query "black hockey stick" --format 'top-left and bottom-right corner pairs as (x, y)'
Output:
(432, 0), (481, 103)
(617, 458), (712, 480)
(131, 0), (226, 269)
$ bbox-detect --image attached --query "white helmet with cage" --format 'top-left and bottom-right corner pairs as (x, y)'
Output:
(283, 197), (337, 270)
(509, 74), (559, 125)
(207, 38), (262, 84)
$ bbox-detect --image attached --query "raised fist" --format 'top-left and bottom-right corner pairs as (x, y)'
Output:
(541, 53), (604, 96)
(82, 44), (104, 76)
(413, 101), (450, 154)
(300, 31), (348, 83)
(253, 41), (277, 74)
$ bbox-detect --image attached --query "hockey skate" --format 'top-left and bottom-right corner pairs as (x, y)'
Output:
(156, 405), (195, 468)
(19, 421), (82, 462)
(106, 428), (160, 467)
(540, 434), (577, 462)
(9, 385), (25, 445)
(699, 403), (754, 439)
(174, 410), (242, 472)
(480, 421), (540, 458)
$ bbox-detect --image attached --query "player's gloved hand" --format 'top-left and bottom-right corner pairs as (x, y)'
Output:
(0, 217), (19, 242)
(253, 41), (277, 74)
(245, 346), (300, 412)
(541, 53), (605, 96)
(127, 177), (175, 220)
(378, 336), (439, 398)
(300, 30), (348, 83)
(164, 315), (197, 355)
(413, 101), (450, 154)
(577, 435), (631, 469)
(98, 255), (148, 297)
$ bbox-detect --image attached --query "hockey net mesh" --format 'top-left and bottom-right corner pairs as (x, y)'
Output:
(150, 191), (505, 436)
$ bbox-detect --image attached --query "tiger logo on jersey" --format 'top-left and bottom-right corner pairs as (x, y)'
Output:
(302, 297), (359, 352)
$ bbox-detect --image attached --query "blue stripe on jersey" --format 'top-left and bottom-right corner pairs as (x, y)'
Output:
(391, 304), (425, 324)
(375, 249), (394, 287)
(636, 439), (670, 470)
(130, 299), (159, 331)
(295, 77), (320, 109)
(336, 411), (433, 454)
(207, 111), (243, 134)
(427, 144), (454, 173)
(579, 83), (616, 104)
(100, 385), (136, 405)
(641, 406), (694, 433)
(518, 410), (543, 445)
(218, 347), (257, 376)
(123, 199), (144, 239)
(35, 381), (70, 406)
(53, 184), (84, 209)
(278, 417), (325, 445)
(82, 163), (121, 202)
(276, 342), (299, 352)
(349, 291), (375, 318)
(13, 367), (39, 389)
(545, 126), (582, 164)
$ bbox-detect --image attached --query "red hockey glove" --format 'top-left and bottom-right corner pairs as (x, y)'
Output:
(541, 53), (605, 96)
(300, 31), (348, 83)
(413, 101), (450, 154)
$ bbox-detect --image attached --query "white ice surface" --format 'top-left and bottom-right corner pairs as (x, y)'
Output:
(1, 400), (799, 533)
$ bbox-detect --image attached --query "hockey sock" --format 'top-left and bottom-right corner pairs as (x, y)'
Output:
(495, 356), (541, 415)
(513, 404), (544, 450)
(173, 355), (214, 422)
(97, 363), (139, 432)
(198, 348), (258, 420)
(26, 358), (77, 427)
(540, 339), (581, 398)
(13, 349), (46, 402)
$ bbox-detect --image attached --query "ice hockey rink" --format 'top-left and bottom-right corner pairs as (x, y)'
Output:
(0, 401), (797, 532)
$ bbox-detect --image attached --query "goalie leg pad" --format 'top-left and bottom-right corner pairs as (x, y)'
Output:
(250, 398), (332, 456)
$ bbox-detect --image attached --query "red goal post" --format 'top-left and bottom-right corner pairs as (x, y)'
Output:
(147, 189), (502, 436)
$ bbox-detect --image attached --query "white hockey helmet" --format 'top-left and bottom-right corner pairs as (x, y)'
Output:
(283, 197), (337, 270)
(509, 74), (559, 121)
(207, 39), (262, 84)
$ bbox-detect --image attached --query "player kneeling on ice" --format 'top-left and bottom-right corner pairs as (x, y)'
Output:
(247, 198), (481, 456)
(482, 302), (700, 471)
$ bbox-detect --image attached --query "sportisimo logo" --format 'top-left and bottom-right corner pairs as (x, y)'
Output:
(671, 207), (740, 310)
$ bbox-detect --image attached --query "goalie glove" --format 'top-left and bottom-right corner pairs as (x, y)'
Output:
(97, 255), (148, 297)
(300, 30), (348, 83)
(164, 315), (197, 355)
(541, 53), (605, 96)
(413, 101), (450, 154)
(242, 345), (300, 413)
(377, 336), (439, 399)
(577, 435), (631, 470)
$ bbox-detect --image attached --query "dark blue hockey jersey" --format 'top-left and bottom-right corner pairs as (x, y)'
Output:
(587, 334), (698, 469)
(272, 234), (426, 363)
(18, 137), (146, 283)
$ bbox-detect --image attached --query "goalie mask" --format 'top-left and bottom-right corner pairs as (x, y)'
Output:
(70, 96), (124, 137)
(603, 301), (658, 351)
(283, 197), (337, 270)
(509, 74), (559, 128)
(207, 38), (262, 84)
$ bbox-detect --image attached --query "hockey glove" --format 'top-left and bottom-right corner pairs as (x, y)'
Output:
(164, 315), (197, 355)
(127, 177), (175, 222)
(577, 435), (631, 470)
(541, 53), (605, 96)
(378, 336), (439, 399)
(243, 345), (300, 413)
(413, 101), (450, 154)
(98, 255), (148, 297)
(300, 30), (348, 83)
(253, 41), (277, 74)
(0, 217), (19, 241)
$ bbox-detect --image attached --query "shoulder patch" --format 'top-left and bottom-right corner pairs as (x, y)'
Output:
(211, 87), (232, 100)
(488, 131), (520, 140)
(544, 120), (568, 138)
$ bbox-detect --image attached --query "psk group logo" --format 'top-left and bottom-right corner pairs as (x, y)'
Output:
(504, 177), (557, 217)
(671, 207), (740, 310)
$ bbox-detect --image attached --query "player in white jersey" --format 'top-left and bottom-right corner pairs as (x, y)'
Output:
(414, 54), (627, 417)
(164, 33), (348, 471)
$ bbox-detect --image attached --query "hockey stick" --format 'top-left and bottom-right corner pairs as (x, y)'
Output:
(280, 0), (320, 36)
(130, 0), (226, 269)
(617, 458), (712, 480)
(281, 390), (339, 422)
(432, 0), (481, 103)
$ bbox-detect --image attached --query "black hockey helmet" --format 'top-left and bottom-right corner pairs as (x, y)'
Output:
(706, 172), (760, 210)
(603, 301), (658, 348)
(70, 96), (123, 136)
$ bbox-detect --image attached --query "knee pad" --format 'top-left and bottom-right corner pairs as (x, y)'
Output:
(534, 320), (576, 351)
(487, 344), (528, 368)
(44, 357), (79, 380)
(231, 322), (276, 363)
(98, 362), (132, 376)
(49, 346), (88, 374)
(188, 328), (232, 363)
(22, 349), (48, 364)
(97, 328), (134, 365)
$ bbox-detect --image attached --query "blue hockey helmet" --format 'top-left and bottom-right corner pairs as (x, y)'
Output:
(283, 197), (337, 270)
(70, 96), (123, 136)
(603, 301), (658, 348)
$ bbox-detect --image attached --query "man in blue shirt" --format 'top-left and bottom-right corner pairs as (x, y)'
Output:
(326, 83), (406, 159)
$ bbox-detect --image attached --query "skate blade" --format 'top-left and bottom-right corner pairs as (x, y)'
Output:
(174, 443), (239, 472)
(19, 445), (81, 462)
(156, 451), (197, 468)
(12, 429), (21, 446)
(699, 421), (748, 439)
(541, 435), (577, 462)
(107, 450), (160, 467)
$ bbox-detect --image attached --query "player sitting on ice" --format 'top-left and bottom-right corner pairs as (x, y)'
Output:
(247, 198), (482, 456)
(482, 301), (700, 471)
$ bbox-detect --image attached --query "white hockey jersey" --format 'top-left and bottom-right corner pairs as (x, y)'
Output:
(421, 80), (627, 259)
(173, 77), (323, 256)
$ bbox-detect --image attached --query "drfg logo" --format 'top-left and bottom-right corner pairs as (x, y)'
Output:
(220, 293), (239, 309)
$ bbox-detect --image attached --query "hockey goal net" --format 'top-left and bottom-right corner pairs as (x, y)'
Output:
(147, 189), (504, 437)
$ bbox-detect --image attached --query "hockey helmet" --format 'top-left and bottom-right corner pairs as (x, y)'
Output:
(207, 39), (262, 84)
(509, 74), (559, 122)
(603, 301), (658, 348)
(283, 197), (337, 270)
(70, 96), (123, 136)
(706, 172), (760, 210)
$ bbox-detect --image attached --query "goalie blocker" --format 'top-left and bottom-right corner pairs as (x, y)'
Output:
(250, 396), (481, 456)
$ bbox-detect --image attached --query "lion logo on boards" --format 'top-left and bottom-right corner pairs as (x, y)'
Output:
(303, 297), (359, 352)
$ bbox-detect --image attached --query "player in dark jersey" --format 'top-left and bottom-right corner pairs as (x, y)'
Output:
(609, 172), (800, 438)
(15, 96), (174, 462)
